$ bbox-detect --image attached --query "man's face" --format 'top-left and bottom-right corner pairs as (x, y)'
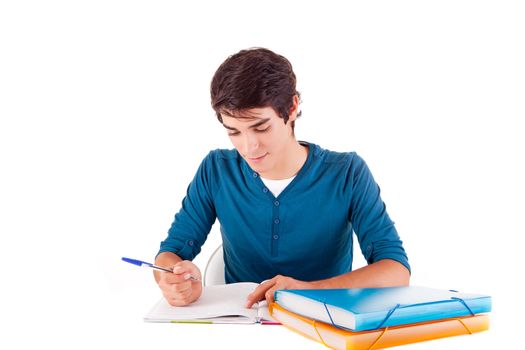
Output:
(221, 106), (296, 177)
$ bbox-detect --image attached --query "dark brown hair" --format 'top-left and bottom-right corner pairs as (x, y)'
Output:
(210, 47), (301, 129)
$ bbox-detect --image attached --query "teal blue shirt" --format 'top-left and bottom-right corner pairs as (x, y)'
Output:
(158, 142), (410, 283)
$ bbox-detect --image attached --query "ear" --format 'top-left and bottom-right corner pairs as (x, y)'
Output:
(288, 95), (300, 122)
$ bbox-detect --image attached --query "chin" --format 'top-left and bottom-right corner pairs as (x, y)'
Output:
(248, 162), (268, 173)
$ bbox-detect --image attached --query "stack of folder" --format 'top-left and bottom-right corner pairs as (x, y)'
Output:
(270, 286), (491, 350)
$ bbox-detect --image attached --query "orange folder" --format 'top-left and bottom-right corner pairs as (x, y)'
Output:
(270, 303), (489, 350)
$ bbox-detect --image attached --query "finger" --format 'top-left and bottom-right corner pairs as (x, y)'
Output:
(158, 274), (191, 294)
(265, 286), (279, 305)
(245, 279), (275, 308)
(172, 288), (192, 301)
(172, 262), (186, 274)
(167, 294), (193, 307)
(171, 263), (189, 277)
(171, 280), (192, 293)
(183, 273), (198, 281)
(163, 262), (195, 282)
(173, 261), (201, 281)
(163, 286), (193, 305)
(162, 271), (191, 284)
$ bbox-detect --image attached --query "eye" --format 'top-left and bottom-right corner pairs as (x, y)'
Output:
(255, 126), (271, 133)
(228, 131), (240, 136)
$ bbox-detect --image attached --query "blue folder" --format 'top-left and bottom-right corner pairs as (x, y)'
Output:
(274, 286), (491, 331)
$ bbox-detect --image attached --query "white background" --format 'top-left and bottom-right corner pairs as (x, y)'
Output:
(1, 1), (523, 349)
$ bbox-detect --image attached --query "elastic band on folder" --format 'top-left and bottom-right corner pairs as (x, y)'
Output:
(451, 297), (475, 316)
(368, 327), (389, 350)
(376, 303), (401, 329)
(322, 302), (343, 329)
(312, 320), (330, 348)
(457, 318), (473, 334)
(324, 301), (402, 330)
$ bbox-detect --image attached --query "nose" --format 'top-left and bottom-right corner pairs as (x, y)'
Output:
(241, 133), (259, 155)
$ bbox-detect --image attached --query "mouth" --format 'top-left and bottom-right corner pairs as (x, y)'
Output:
(247, 153), (268, 161)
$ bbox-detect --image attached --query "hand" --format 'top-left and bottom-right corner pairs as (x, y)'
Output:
(245, 274), (313, 308)
(157, 260), (203, 307)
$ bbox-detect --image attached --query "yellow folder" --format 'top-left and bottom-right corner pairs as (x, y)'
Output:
(270, 303), (489, 350)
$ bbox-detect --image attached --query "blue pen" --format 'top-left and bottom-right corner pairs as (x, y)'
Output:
(121, 257), (200, 281)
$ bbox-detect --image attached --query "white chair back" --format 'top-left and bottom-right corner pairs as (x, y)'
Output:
(203, 244), (225, 286)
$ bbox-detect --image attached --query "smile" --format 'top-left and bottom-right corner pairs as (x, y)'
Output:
(248, 153), (268, 162)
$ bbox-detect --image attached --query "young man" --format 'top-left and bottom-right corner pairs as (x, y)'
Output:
(154, 48), (410, 308)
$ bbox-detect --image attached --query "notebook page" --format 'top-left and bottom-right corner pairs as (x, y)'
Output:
(257, 300), (278, 323)
(144, 282), (259, 323)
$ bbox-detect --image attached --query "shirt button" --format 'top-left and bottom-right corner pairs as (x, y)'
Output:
(253, 173), (258, 178)
(188, 240), (194, 246)
(274, 200), (280, 206)
(273, 235), (279, 240)
(274, 219), (280, 224)
(263, 188), (268, 193)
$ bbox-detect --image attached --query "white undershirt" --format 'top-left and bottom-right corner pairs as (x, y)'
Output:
(260, 175), (296, 197)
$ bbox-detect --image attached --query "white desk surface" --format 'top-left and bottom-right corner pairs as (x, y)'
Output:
(2, 288), (506, 350)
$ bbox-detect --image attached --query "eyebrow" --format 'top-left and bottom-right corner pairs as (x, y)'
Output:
(222, 118), (271, 131)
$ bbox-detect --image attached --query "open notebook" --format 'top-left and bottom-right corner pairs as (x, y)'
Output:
(144, 282), (276, 324)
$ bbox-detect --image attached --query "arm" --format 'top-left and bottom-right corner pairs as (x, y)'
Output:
(158, 152), (217, 263)
(310, 258), (409, 289)
(246, 259), (409, 308)
(155, 153), (217, 306)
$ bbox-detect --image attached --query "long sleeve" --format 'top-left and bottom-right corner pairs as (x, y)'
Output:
(158, 152), (217, 261)
(347, 154), (411, 273)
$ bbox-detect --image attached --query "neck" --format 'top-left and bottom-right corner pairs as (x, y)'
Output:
(261, 140), (308, 180)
